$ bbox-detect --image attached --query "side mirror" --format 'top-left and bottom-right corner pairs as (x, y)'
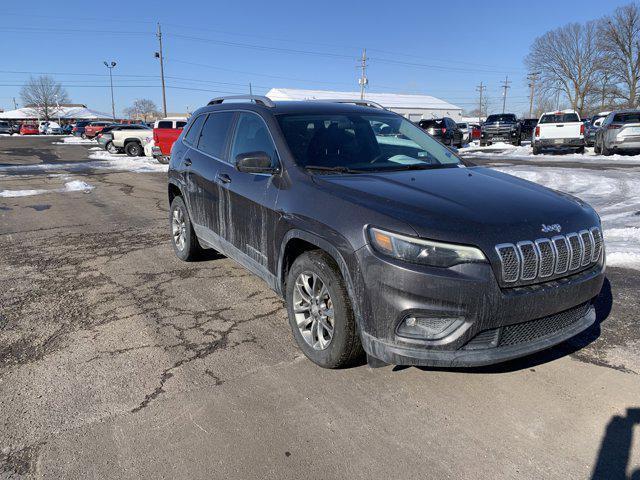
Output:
(235, 151), (278, 174)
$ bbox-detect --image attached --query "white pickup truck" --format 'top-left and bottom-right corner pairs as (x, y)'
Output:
(532, 109), (585, 155)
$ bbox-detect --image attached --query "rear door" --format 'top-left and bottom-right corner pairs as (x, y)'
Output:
(217, 111), (280, 278)
(188, 112), (235, 235)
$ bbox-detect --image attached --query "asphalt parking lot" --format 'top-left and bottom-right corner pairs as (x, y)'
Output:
(1, 136), (639, 479)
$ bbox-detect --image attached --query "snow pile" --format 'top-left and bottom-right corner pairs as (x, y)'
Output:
(496, 166), (640, 269)
(0, 180), (94, 198)
(88, 150), (167, 173)
(54, 136), (96, 145)
(461, 143), (640, 164)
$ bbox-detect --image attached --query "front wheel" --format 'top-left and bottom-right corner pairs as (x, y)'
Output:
(169, 196), (201, 261)
(286, 250), (364, 369)
(106, 141), (119, 154)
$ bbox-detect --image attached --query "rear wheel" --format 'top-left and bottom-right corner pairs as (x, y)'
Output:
(532, 145), (541, 155)
(601, 141), (612, 156)
(125, 141), (142, 157)
(169, 196), (201, 261)
(286, 250), (364, 369)
(594, 140), (601, 154)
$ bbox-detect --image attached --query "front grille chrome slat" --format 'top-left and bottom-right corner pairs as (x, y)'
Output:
(495, 226), (601, 285)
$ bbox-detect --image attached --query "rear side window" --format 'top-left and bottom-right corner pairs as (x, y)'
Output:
(613, 112), (640, 123)
(183, 115), (206, 145)
(230, 112), (277, 166)
(176, 121), (187, 128)
(197, 112), (234, 159)
(157, 121), (172, 129)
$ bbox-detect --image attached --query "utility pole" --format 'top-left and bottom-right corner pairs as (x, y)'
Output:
(12, 97), (17, 110)
(476, 81), (486, 124)
(527, 72), (539, 118)
(155, 22), (168, 117)
(103, 61), (117, 120)
(500, 75), (511, 114)
(358, 48), (368, 100)
(249, 82), (253, 95)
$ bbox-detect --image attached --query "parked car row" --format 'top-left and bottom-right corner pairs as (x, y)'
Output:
(90, 116), (188, 162)
(0, 120), (74, 135)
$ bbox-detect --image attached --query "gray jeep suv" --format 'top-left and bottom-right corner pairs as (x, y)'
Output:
(167, 96), (605, 369)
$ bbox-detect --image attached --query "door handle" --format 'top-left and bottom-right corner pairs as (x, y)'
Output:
(216, 173), (232, 184)
(184, 158), (192, 166)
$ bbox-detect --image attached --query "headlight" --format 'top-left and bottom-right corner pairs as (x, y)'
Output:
(369, 227), (486, 268)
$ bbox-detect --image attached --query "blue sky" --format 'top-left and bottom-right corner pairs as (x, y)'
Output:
(0, 0), (633, 116)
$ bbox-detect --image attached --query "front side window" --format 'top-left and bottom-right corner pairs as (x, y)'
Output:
(183, 114), (206, 145)
(230, 113), (277, 165)
(176, 121), (187, 128)
(277, 113), (461, 172)
(197, 112), (234, 159)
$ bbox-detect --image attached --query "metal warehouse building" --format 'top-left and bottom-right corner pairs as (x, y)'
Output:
(266, 88), (462, 121)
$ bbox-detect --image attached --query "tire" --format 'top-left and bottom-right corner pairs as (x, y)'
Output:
(286, 250), (364, 369)
(601, 142), (612, 156)
(169, 196), (201, 261)
(125, 141), (142, 157)
(594, 140), (601, 155)
(480, 141), (486, 147)
(576, 146), (585, 154)
(81, 133), (87, 140)
(106, 141), (119, 154)
(156, 156), (169, 165)
(532, 145), (540, 155)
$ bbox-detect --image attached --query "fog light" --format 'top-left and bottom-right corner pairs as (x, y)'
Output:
(396, 315), (464, 340)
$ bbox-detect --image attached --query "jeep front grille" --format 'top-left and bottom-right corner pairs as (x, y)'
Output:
(495, 227), (602, 284)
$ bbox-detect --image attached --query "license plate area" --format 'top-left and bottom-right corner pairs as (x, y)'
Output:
(553, 139), (564, 145)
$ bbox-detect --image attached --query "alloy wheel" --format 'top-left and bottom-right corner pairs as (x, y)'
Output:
(292, 272), (334, 350)
(171, 207), (187, 251)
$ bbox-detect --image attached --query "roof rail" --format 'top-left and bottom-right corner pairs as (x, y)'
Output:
(313, 99), (386, 110)
(207, 95), (275, 108)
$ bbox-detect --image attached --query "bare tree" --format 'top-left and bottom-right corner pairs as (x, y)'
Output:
(123, 99), (160, 122)
(19, 76), (70, 120)
(598, 3), (640, 108)
(525, 21), (602, 115)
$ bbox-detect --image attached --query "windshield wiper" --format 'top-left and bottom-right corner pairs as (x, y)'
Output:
(373, 163), (455, 172)
(304, 165), (365, 174)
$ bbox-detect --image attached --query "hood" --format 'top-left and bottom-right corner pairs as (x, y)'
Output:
(313, 166), (598, 247)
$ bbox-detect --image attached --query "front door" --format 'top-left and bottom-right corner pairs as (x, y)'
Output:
(217, 111), (280, 278)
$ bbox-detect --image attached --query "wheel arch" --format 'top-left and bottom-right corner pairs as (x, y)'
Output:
(168, 180), (183, 205)
(277, 229), (363, 325)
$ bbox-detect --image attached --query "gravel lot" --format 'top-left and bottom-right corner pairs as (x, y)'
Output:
(1, 136), (638, 479)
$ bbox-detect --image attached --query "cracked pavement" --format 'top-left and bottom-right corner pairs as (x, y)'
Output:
(0, 137), (639, 479)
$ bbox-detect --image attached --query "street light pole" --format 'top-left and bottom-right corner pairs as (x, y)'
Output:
(103, 61), (117, 120)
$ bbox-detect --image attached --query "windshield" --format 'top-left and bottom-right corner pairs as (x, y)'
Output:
(485, 114), (517, 123)
(539, 113), (580, 123)
(277, 113), (461, 172)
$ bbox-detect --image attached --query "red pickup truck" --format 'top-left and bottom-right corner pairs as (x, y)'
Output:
(83, 121), (113, 139)
(151, 117), (188, 164)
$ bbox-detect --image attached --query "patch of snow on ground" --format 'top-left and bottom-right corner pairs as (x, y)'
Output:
(461, 143), (640, 164)
(496, 166), (640, 269)
(88, 150), (167, 173)
(0, 180), (94, 197)
(54, 136), (96, 145)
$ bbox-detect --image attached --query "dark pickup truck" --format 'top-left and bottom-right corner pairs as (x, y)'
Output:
(481, 113), (522, 146)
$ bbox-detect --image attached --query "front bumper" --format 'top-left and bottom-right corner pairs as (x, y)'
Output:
(354, 245), (605, 367)
(481, 130), (519, 143)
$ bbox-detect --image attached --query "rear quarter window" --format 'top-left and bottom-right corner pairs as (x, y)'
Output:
(613, 112), (640, 123)
(157, 121), (173, 129)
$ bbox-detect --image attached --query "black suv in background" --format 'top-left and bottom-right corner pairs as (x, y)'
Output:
(168, 96), (604, 369)
(481, 113), (522, 146)
(418, 117), (463, 147)
(520, 118), (538, 142)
